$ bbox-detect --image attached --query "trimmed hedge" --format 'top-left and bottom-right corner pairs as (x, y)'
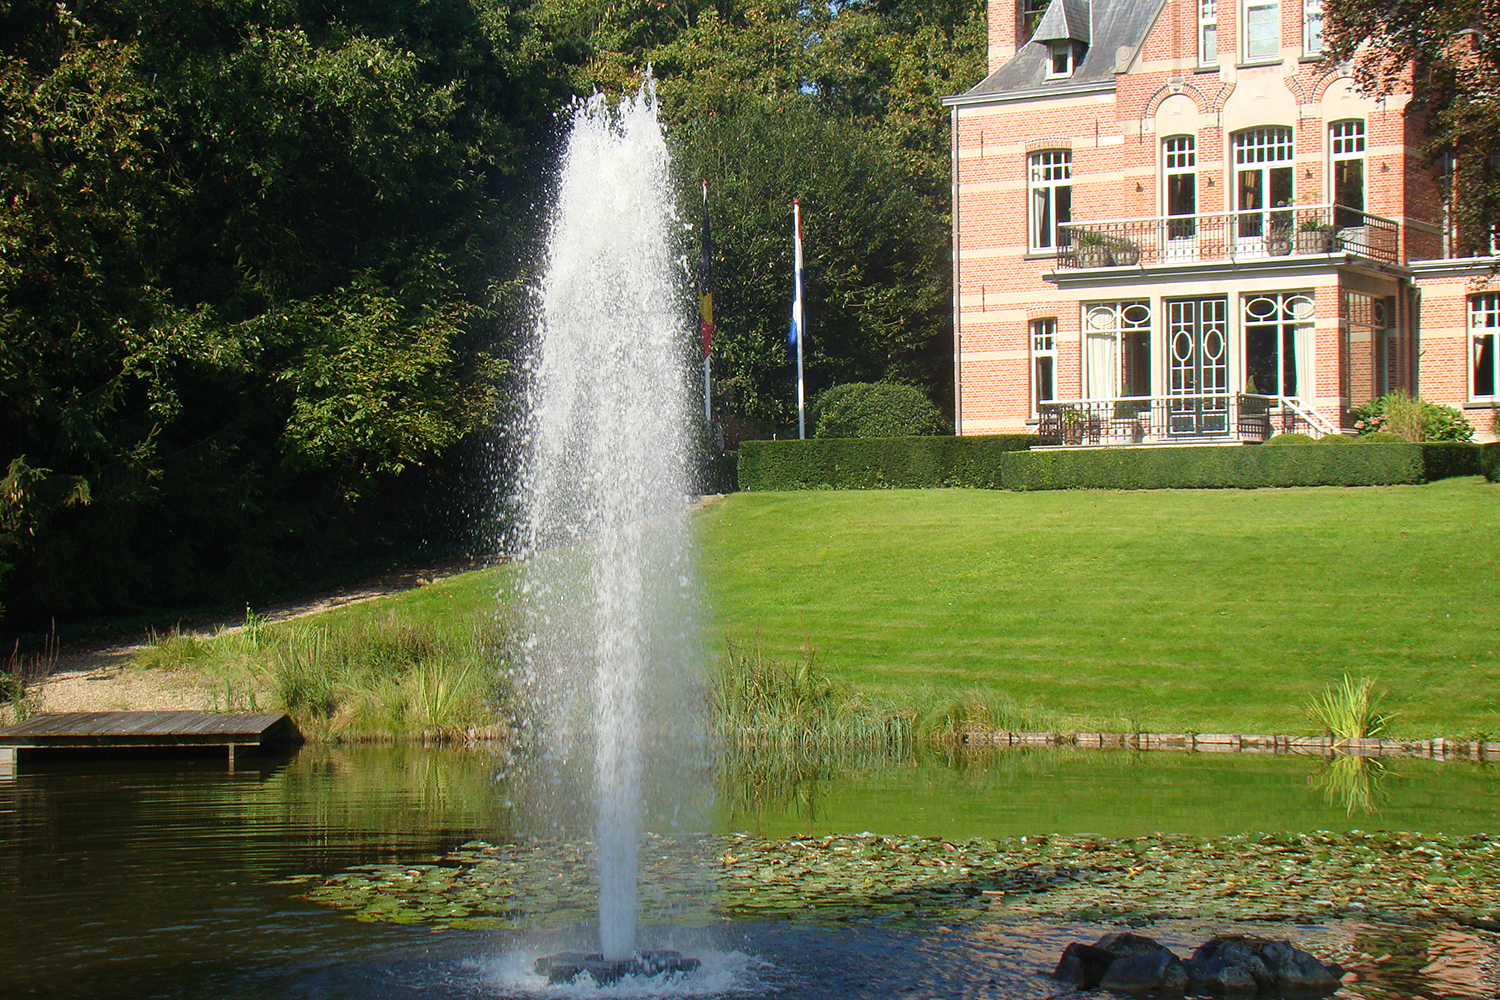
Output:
(998, 444), (1424, 491)
(1482, 442), (1500, 483)
(1419, 442), (1482, 482)
(737, 435), (1035, 490)
(737, 438), (1490, 492)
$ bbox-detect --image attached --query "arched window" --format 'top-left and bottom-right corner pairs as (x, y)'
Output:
(1330, 120), (1365, 229)
(1028, 150), (1072, 251)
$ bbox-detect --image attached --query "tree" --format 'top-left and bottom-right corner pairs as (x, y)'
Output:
(1322, 0), (1500, 254)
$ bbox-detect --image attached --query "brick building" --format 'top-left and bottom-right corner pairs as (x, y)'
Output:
(942, 0), (1499, 444)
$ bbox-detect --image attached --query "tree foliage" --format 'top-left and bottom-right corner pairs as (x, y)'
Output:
(0, 0), (980, 627)
(1322, 0), (1500, 254)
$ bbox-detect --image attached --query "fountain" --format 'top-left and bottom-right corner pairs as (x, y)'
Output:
(511, 82), (703, 985)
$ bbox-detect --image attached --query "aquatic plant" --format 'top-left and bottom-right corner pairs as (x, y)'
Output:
(1308, 674), (1396, 740)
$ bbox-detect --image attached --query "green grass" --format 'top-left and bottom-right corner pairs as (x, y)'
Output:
(130, 568), (512, 741)
(128, 479), (1500, 740)
(696, 479), (1500, 736)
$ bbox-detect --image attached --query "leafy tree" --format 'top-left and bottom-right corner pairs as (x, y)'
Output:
(1322, 0), (1500, 254)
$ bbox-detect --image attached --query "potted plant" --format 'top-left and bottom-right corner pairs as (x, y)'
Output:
(1060, 406), (1084, 444)
(1296, 216), (1332, 254)
(1113, 240), (1142, 266)
(1073, 231), (1112, 268)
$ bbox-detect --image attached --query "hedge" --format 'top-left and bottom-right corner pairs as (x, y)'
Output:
(998, 444), (1425, 491)
(737, 435), (1036, 490)
(736, 438), (1491, 492)
(1482, 442), (1500, 483)
(1419, 442), (1482, 482)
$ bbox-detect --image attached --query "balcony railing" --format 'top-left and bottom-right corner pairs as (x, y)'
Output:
(1053, 205), (1400, 270)
(1035, 394), (1333, 446)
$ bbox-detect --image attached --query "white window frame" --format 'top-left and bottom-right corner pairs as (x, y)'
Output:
(1047, 41), (1075, 79)
(1082, 301), (1152, 400)
(1031, 318), (1058, 415)
(1028, 150), (1072, 252)
(1471, 293), (1499, 401)
(1163, 135), (1197, 245)
(1243, 0), (1281, 62)
(1302, 0), (1323, 55)
(1199, 0), (1218, 65)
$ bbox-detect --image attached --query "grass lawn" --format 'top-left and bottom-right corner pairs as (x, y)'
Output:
(696, 478), (1500, 737)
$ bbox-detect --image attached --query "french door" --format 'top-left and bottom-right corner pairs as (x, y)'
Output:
(1167, 297), (1229, 435)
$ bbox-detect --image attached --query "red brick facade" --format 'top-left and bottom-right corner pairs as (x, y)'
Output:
(947, 0), (1499, 442)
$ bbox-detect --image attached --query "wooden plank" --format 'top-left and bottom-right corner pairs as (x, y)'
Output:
(0, 711), (299, 748)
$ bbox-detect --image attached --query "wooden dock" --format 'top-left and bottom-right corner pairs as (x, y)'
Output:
(0, 711), (302, 766)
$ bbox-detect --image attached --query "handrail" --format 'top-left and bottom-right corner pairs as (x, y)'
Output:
(1057, 204), (1394, 231)
(1269, 395), (1338, 437)
(1037, 393), (1338, 445)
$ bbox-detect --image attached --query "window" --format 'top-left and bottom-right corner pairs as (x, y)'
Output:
(1083, 301), (1152, 400)
(1048, 41), (1075, 78)
(1028, 150), (1072, 251)
(1330, 120), (1365, 229)
(1199, 0), (1218, 64)
(1031, 319), (1057, 414)
(1472, 294), (1499, 399)
(1022, 0), (1048, 39)
(1244, 0), (1280, 61)
(1233, 127), (1294, 239)
(1163, 136), (1197, 240)
(1244, 292), (1314, 399)
(1303, 0), (1323, 54)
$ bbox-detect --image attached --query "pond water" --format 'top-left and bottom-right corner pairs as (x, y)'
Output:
(2, 745), (1496, 999)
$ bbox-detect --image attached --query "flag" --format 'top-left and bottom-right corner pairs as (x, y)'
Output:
(698, 181), (714, 361)
(788, 201), (804, 353)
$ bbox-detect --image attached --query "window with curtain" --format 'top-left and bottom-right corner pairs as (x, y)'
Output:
(1028, 150), (1072, 251)
(1083, 302), (1151, 400)
(1244, 0), (1280, 61)
(1244, 292), (1315, 398)
(1233, 127), (1294, 239)
(1031, 318), (1057, 414)
(1472, 293), (1499, 399)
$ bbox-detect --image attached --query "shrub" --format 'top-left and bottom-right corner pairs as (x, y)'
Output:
(813, 383), (948, 438)
(1483, 442), (1500, 483)
(1358, 431), (1407, 443)
(997, 444), (1424, 491)
(1352, 392), (1475, 442)
(1420, 442), (1482, 481)
(738, 436), (1035, 490)
(1318, 433), (1354, 445)
(1264, 433), (1315, 445)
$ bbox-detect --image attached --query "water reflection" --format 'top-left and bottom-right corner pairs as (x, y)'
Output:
(1313, 754), (1391, 817)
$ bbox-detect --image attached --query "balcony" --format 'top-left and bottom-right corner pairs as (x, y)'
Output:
(1035, 394), (1336, 447)
(1052, 205), (1400, 271)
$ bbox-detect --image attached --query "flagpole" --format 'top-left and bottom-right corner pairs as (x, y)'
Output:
(793, 200), (805, 440)
(701, 181), (712, 424)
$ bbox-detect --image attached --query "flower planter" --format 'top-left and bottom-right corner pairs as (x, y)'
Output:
(1074, 246), (1111, 268)
(1296, 230), (1331, 254)
(1266, 236), (1292, 256)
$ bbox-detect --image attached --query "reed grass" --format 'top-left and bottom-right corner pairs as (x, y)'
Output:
(1308, 674), (1396, 740)
(130, 607), (509, 742)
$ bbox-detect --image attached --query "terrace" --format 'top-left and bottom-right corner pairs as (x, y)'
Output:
(1052, 204), (1400, 271)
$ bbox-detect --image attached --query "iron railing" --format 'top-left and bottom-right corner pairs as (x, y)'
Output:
(1054, 205), (1400, 270)
(1036, 394), (1333, 446)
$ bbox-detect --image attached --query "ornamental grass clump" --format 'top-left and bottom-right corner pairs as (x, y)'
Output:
(1308, 674), (1396, 740)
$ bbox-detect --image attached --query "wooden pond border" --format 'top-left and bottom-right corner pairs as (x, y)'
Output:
(960, 730), (1500, 762)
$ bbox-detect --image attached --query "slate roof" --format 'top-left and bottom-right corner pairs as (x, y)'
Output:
(1032, 0), (1092, 43)
(957, 0), (1164, 100)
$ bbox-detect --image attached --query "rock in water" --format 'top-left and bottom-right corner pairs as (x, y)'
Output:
(1098, 946), (1189, 993)
(1052, 932), (1187, 993)
(534, 950), (700, 985)
(1186, 936), (1341, 995)
(1053, 942), (1119, 989)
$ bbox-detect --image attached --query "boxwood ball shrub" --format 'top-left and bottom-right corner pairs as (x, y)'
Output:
(1265, 433), (1316, 445)
(813, 383), (949, 438)
(1318, 433), (1355, 445)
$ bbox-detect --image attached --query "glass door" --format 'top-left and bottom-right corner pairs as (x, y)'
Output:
(1167, 297), (1229, 435)
(1233, 127), (1293, 253)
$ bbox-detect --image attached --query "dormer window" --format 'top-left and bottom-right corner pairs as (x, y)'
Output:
(1049, 42), (1076, 77)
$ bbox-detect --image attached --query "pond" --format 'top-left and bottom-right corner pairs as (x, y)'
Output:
(1, 745), (1496, 999)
